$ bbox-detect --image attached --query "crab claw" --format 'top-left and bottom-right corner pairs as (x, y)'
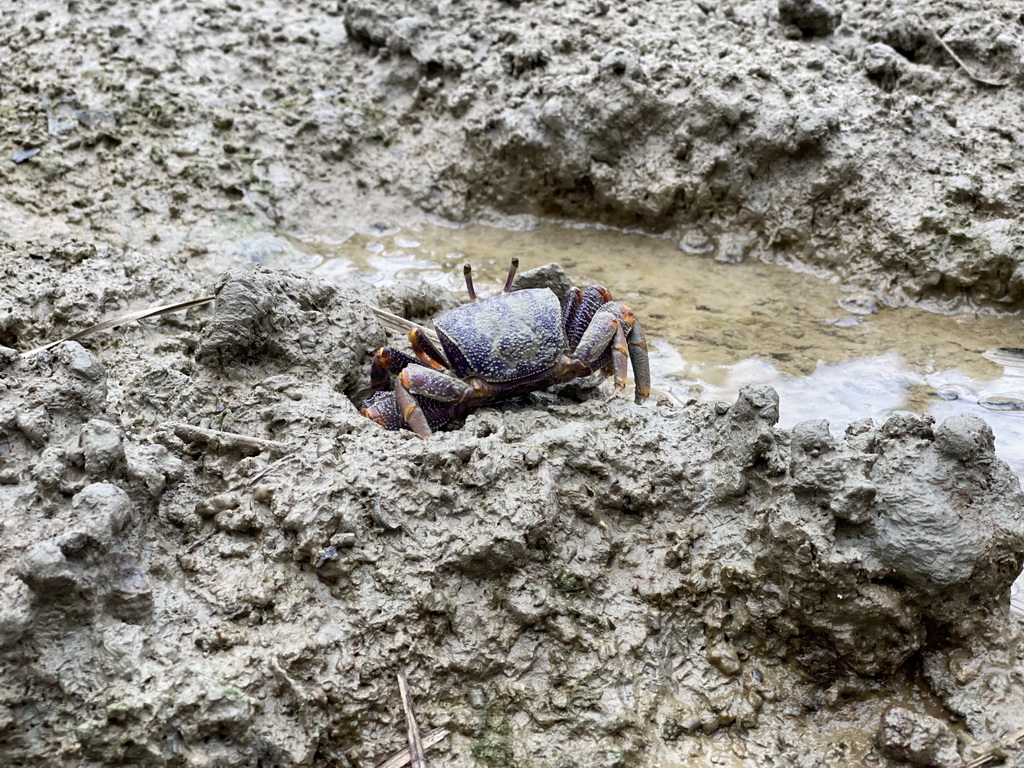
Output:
(360, 390), (402, 430)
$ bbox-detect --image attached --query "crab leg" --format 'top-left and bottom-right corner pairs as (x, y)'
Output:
(561, 286), (583, 335)
(568, 302), (651, 404)
(393, 378), (432, 438)
(568, 285), (612, 348)
(569, 309), (620, 370)
(393, 368), (486, 438)
(610, 321), (630, 394)
(627, 317), (651, 404)
(409, 328), (450, 370)
(369, 347), (426, 390)
(399, 367), (481, 403)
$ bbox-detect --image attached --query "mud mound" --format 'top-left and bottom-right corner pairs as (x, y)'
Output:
(2, 261), (1023, 766)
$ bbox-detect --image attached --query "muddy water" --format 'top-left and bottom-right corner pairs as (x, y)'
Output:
(262, 221), (1024, 485)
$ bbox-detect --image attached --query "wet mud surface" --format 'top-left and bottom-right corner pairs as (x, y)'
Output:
(3, 1), (1024, 766)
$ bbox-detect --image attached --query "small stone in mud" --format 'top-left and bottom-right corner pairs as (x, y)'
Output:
(863, 43), (904, 90)
(314, 547), (346, 581)
(0, 580), (33, 648)
(16, 541), (84, 595)
(877, 706), (960, 767)
(511, 262), (573, 299)
(778, 0), (841, 38)
(708, 643), (742, 676)
(252, 483), (275, 502)
(934, 414), (995, 462)
(836, 293), (878, 315)
(678, 228), (715, 255)
(105, 554), (154, 623)
(11, 148), (41, 164)
(64, 483), (134, 554)
(79, 418), (126, 476)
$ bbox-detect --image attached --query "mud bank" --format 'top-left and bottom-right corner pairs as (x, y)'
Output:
(2, 252), (1023, 766)
(2, 0), (1024, 307)
(4, 0), (1024, 764)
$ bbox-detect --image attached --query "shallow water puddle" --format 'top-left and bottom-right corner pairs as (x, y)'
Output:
(264, 221), (1024, 481)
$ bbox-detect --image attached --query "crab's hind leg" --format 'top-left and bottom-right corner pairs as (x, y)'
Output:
(574, 308), (629, 397)
(610, 320), (630, 395)
(568, 307), (620, 371)
(392, 378), (433, 438)
(627, 316), (651, 404)
(561, 286), (583, 334)
(568, 303), (651, 404)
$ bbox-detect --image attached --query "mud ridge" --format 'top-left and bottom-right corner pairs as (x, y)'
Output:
(2, 258), (1023, 766)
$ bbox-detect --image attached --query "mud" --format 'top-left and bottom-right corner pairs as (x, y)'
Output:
(1, 255), (1022, 766)
(3, 0), (1024, 766)
(4, 0), (1024, 306)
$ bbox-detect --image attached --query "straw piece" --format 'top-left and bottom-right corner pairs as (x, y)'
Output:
(375, 727), (450, 768)
(19, 295), (216, 357)
(397, 670), (427, 768)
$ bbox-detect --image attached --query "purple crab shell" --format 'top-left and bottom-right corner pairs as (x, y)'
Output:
(433, 289), (567, 382)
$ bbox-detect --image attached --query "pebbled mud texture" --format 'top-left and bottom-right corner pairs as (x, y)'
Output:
(2, 1), (1024, 309)
(2, 259), (1024, 766)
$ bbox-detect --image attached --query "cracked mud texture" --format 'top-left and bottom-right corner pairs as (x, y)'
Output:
(3, 0), (1024, 766)
(2, 1), (1024, 307)
(2, 256), (1024, 767)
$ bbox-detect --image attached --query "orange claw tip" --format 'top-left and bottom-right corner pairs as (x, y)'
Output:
(361, 406), (386, 426)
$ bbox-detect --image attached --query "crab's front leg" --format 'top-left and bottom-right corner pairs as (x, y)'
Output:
(409, 328), (451, 371)
(394, 368), (486, 438)
(568, 305), (651, 404)
(369, 346), (424, 390)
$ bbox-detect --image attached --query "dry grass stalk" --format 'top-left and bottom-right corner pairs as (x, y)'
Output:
(397, 670), (428, 768)
(19, 296), (216, 357)
(375, 727), (450, 768)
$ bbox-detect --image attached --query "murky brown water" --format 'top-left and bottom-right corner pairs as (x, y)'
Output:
(248, 220), (1024, 490)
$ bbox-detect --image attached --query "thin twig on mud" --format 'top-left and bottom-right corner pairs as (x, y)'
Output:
(397, 670), (428, 768)
(370, 306), (440, 344)
(183, 531), (217, 555)
(227, 453), (299, 492)
(927, 25), (1009, 88)
(170, 423), (290, 458)
(375, 727), (450, 768)
(18, 296), (217, 357)
(376, 729), (452, 768)
(965, 727), (1024, 768)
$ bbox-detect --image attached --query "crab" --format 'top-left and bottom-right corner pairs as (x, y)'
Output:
(360, 258), (651, 437)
